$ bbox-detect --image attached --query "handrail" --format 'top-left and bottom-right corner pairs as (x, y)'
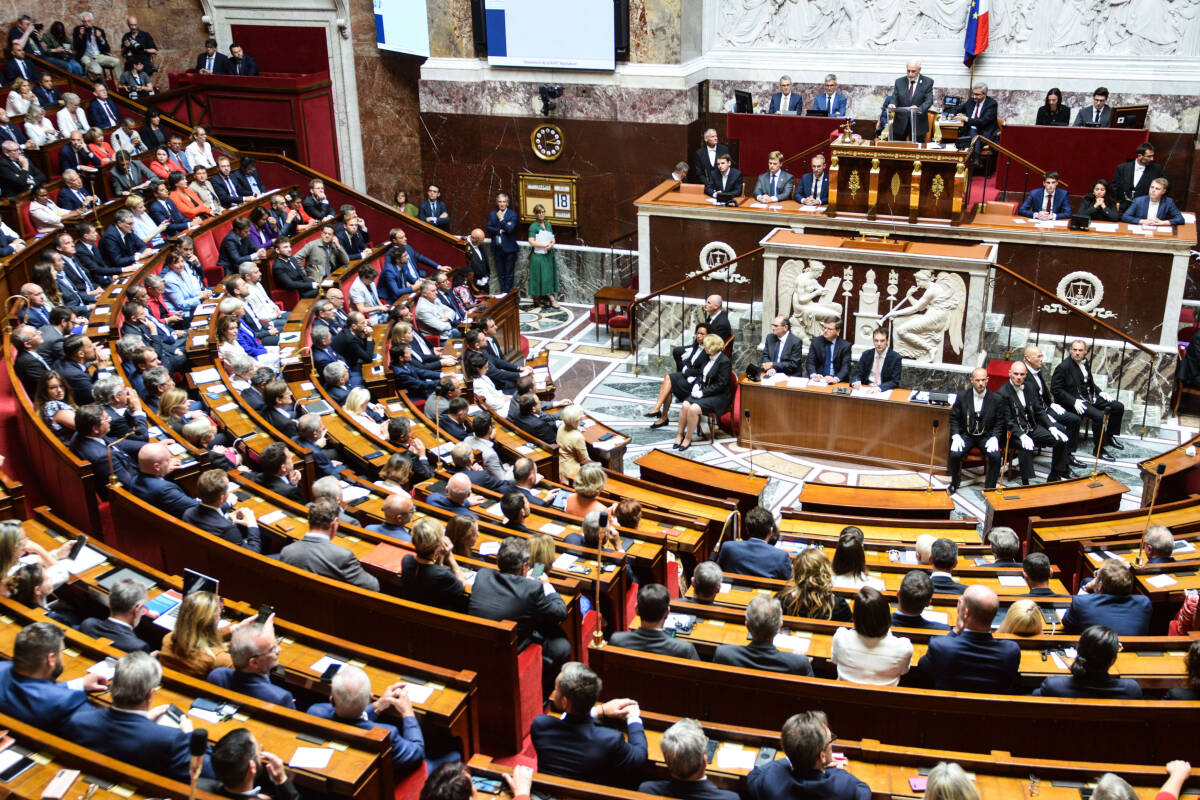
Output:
(632, 246), (764, 307)
(781, 137), (833, 171)
(991, 260), (1151, 355)
(968, 134), (1067, 189)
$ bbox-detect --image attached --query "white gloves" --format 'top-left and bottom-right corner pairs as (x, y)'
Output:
(1074, 399), (1087, 414)
(1050, 427), (1069, 442)
(1020, 434), (1035, 451)
(691, 384), (703, 398)
(1050, 403), (1065, 415)
(985, 436), (999, 454)
(951, 434), (965, 453)
(1099, 391), (1111, 402)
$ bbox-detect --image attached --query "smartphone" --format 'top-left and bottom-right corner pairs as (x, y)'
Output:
(159, 704), (185, 727)
(320, 663), (342, 683)
(255, 604), (274, 625)
(192, 697), (222, 712)
(530, 563), (546, 578)
(470, 777), (503, 794)
(598, 432), (616, 441)
(68, 534), (88, 560)
(705, 738), (719, 761)
(0, 756), (34, 783)
(755, 746), (776, 766)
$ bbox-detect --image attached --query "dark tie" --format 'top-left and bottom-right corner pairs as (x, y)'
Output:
(770, 174), (777, 197)
(102, 102), (116, 126)
(909, 81), (916, 102)
(824, 343), (833, 376)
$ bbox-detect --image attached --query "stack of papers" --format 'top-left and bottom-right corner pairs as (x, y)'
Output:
(191, 367), (221, 385)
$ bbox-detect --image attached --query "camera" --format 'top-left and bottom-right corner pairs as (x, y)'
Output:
(537, 84), (563, 117)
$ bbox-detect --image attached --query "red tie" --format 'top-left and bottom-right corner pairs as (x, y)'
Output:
(973, 103), (981, 119)
(910, 81), (916, 102)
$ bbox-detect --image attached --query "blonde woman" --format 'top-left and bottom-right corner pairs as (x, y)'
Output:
(564, 462), (607, 518)
(528, 533), (556, 572)
(674, 333), (730, 451)
(556, 404), (591, 482)
(997, 598), (1044, 637)
(5, 78), (37, 116)
(777, 549), (852, 622)
(161, 590), (255, 677)
(445, 515), (479, 557)
(926, 762), (981, 800)
(375, 454), (413, 495)
(22, 105), (61, 147)
(398, 518), (467, 613)
(0, 519), (70, 596)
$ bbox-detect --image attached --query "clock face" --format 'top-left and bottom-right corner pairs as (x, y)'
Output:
(532, 125), (564, 161)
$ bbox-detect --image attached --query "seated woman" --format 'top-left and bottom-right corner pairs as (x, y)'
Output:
(344, 386), (386, 437)
(168, 170), (211, 219)
(445, 515), (479, 558)
(375, 455), (413, 496)
(1164, 640), (1200, 701)
(7, 562), (77, 625)
(1033, 625), (1142, 698)
(564, 463), (608, 518)
(556, 404), (592, 484)
(0, 519), (72, 595)
(831, 586), (913, 686)
(181, 417), (240, 470)
(528, 533), (556, 572)
(674, 333), (730, 451)
(777, 548), (852, 622)
(216, 316), (251, 366)
(36, 370), (77, 442)
(830, 526), (885, 591)
(996, 598), (1044, 637)
(1077, 179), (1121, 222)
(464, 350), (510, 417)
(84, 127), (115, 164)
(126, 194), (167, 248)
(926, 763), (981, 800)
(247, 206), (276, 251)
(22, 105), (61, 148)
(646, 323), (709, 428)
(5, 78), (36, 116)
(147, 145), (174, 179)
(56, 92), (89, 135)
(162, 590), (255, 677)
(398, 518), (468, 613)
(28, 185), (70, 235)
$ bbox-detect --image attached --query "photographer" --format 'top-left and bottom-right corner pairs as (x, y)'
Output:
(120, 16), (157, 75)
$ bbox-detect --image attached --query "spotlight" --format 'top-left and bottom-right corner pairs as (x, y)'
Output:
(538, 84), (563, 116)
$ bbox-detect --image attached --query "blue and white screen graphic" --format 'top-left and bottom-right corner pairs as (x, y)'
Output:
(375, 0), (431, 58)
(485, 0), (615, 70)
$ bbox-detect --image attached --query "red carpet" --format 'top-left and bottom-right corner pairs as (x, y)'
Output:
(969, 175), (1003, 204)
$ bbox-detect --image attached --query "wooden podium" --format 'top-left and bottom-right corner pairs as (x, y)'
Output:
(827, 141), (969, 224)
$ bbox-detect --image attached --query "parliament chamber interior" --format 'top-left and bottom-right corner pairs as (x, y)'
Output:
(0, 1), (1198, 799)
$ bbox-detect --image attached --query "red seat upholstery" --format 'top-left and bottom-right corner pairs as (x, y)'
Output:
(394, 762), (427, 800)
(986, 359), (1012, 392)
(515, 642), (543, 738)
(589, 304), (614, 324)
(17, 201), (33, 238)
(271, 289), (300, 311)
(520, 335), (530, 359)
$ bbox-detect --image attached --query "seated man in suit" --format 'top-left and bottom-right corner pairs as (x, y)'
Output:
(194, 37), (228, 74)
(1051, 339), (1124, 459)
(183, 468), (262, 553)
(365, 493), (414, 542)
(852, 327), (902, 392)
(247, 440), (304, 504)
(1063, 558), (1152, 636)
(890, 570), (952, 631)
(462, 412), (512, 483)
(912, 585), (1020, 693)
(311, 325), (362, 389)
(465, 327), (522, 391)
(449, 442), (514, 495)
(715, 506), (790, 580)
(223, 43), (259, 76)
(62, 651), (205, 782)
(637, 718), (740, 800)
(1143, 524), (1176, 564)
(953, 82), (1000, 164)
(208, 620), (295, 709)
(1022, 552), (1067, 597)
(12, 324), (51, 395)
(0, 622), (108, 733)
(532, 661), (647, 788)
(308, 665), (425, 776)
(745, 710), (871, 800)
(997, 360), (1073, 483)
(1122, 177), (1186, 227)
(948, 367), (1004, 493)
(78, 578), (151, 651)
(713, 596), (812, 675)
(1111, 142), (1163, 211)
(692, 128), (729, 189)
(272, 238), (319, 299)
(512, 457), (550, 508)
(807, 319), (852, 384)
(930, 538), (968, 594)
(766, 75), (802, 114)
(611, 583), (699, 660)
(129, 441), (197, 517)
(294, 413), (344, 479)
(469, 536), (571, 676)
(386, 417), (436, 484)
(322, 361), (352, 405)
(1073, 86), (1111, 127)
(512, 393), (559, 444)
(332, 312), (376, 372)
(279, 498), (379, 591)
(1018, 171), (1072, 219)
(392, 343), (442, 400)
(704, 154), (743, 200)
(69, 404), (141, 492)
(427, 473), (480, 520)
(752, 151), (794, 204)
(793, 153), (830, 206)
(437, 395), (471, 440)
(58, 131), (101, 174)
(691, 561), (723, 604)
(500, 491), (533, 533)
(812, 74), (848, 117)
(703, 295), (733, 342)
(199, 728), (301, 800)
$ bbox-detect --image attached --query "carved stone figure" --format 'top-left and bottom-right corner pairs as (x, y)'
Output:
(780, 259), (843, 346)
(880, 269), (966, 361)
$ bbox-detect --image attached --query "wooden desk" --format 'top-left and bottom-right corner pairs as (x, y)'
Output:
(635, 450), (767, 517)
(828, 141), (969, 223)
(738, 379), (951, 471)
(796, 484), (955, 519)
(779, 510), (984, 549)
(996, 124), (1149, 195)
(1138, 433), (1200, 506)
(984, 474), (1129, 539)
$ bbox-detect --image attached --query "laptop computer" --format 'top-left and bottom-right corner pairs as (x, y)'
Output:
(806, 108), (829, 117)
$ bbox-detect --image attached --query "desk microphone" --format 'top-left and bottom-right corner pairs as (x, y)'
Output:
(1141, 462), (1168, 549)
(743, 408), (754, 478)
(188, 728), (208, 800)
(925, 418), (939, 493)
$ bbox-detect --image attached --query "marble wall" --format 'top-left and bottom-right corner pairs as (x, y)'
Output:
(425, 0), (475, 59)
(419, 80), (696, 125)
(628, 0), (682, 64)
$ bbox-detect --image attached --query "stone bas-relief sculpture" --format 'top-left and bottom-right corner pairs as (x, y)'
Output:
(880, 269), (966, 362)
(716, 0), (1200, 55)
(781, 259), (844, 346)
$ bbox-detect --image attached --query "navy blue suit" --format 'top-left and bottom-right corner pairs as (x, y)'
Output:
(766, 92), (803, 114)
(55, 359), (96, 404)
(426, 493), (477, 519)
(130, 472), (198, 517)
(211, 172), (241, 207)
(0, 662), (90, 733)
(62, 706), (206, 782)
(486, 207), (519, 291)
(235, 168), (264, 198)
(1019, 187), (1072, 219)
(746, 761), (870, 800)
(891, 611), (952, 631)
(56, 186), (94, 212)
(297, 437), (340, 478)
(182, 504), (262, 552)
(70, 433), (139, 490)
(393, 360), (441, 396)
(418, 198), (450, 230)
(531, 712), (648, 788)
(1121, 195), (1185, 225)
(639, 779), (739, 800)
(378, 261), (412, 303)
(78, 617), (150, 651)
(148, 197), (189, 236)
(794, 171), (830, 204)
(75, 240), (115, 284)
(100, 224), (146, 268)
(208, 668), (296, 708)
(715, 538), (791, 580)
(87, 98), (122, 128)
(308, 704), (424, 774)
(705, 168), (744, 199)
(807, 336), (853, 382)
(812, 92), (848, 117)
(914, 629), (1020, 693)
(365, 522), (412, 542)
(1033, 674), (1142, 699)
(854, 348), (903, 390)
(58, 143), (101, 174)
(931, 573), (968, 595)
(1061, 592), (1152, 636)
(218, 231), (256, 272)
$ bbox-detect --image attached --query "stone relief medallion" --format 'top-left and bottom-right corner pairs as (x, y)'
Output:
(1043, 270), (1117, 318)
(688, 241), (748, 283)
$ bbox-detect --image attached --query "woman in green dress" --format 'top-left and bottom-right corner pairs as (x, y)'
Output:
(392, 188), (419, 217)
(527, 204), (558, 308)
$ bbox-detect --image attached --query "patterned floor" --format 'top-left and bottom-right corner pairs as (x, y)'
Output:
(529, 303), (1198, 523)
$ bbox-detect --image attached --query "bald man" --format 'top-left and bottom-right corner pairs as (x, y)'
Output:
(947, 368), (1004, 494)
(997, 361), (1071, 484)
(464, 228), (490, 292)
(128, 443), (198, 517)
(366, 493), (414, 542)
(703, 294), (732, 342)
(427, 473), (479, 520)
(1023, 345), (1081, 467)
(913, 585), (1019, 693)
(889, 60), (934, 142)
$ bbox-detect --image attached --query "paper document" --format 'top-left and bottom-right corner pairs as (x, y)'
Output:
(258, 510), (287, 525)
(63, 546), (108, 574)
(997, 576), (1028, 588)
(289, 747), (334, 770)
(921, 610), (950, 625)
(310, 655), (346, 674)
(552, 553), (578, 570)
(478, 541), (501, 556)
(773, 634), (811, 653)
(714, 746), (757, 770)
(405, 683), (435, 704)
(191, 368), (220, 384)
(1146, 573), (1178, 588)
(540, 522), (566, 536)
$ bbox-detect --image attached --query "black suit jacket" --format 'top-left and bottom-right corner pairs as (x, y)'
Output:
(712, 641), (812, 675)
(692, 143), (730, 188)
(467, 568), (567, 650)
(0, 155), (45, 197)
(15, 350), (49, 394)
(194, 51), (229, 73)
(891, 74), (935, 140)
(1111, 159), (1164, 210)
(77, 617), (150, 651)
(332, 327), (375, 371)
(996, 380), (1053, 434)
(931, 573), (968, 595)
(854, 348), (902, 390)
(263, 407), (299, 439)
(100, 225), (144, 268)
(211, 172), (241, 207)
(949, 389), (1004, 439)
(222, 54), (259, 76)
(58, 143), (101, 174)
(705, 311), (732, 342)
(182, 504), (261, 552)
(513, 410), (558, 444)
(273, 256), (315, 294)
(806, 336), (852, 382)
(957, 96), (1000, 140)
(610, 627), (699, 660)
(705, 167), (744, 198)
(762, 332), (805, 375)
(1050, 358), (1101, 408)
(75, 241), (114, 283)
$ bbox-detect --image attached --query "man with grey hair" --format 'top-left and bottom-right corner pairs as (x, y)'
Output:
(814, 73), (847, 117)
(767, 74), (802, 114)
(311, 323), (359, 386)
(1143, 524), (1176, 563)
(13, 323), (50, 393)
(279, 497), (379, 590)
(93, 374), (149, 441)
(63, 651), (203, 781)
(79, 578), (151, 651)
(296, 413), (342, 478)
(0, 139), (44, 197)
(243, 365), (275, 413)
(713, 596), (812, 675)
(239, 262), (286, 329)
(638, 718), (739, 800)
(141, 365), (171, 410)
(72, 13), (120, 79)
(208, 619), (295, 708)
(954, 81), (999, 165)
(692, 128), (728, 189)
(691, 562), (723, 604)
(533, 660), (646, 786)
(322, 360), (352, 404)
(987, 527), (1022, 567)
(888, 60), (933, 142)
(307, 664), (425, 775)
(311, 474), (357, 525)
(669, 161), (689, 182)
(58, 167), (100, 211)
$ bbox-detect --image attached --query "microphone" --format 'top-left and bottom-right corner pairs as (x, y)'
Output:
(1141, 462), (1168, 555)
(744, 407), (755, 478)
(925, 418), (939, 493)
(105, 432), (134, 488)
(189, 728), (208, 800)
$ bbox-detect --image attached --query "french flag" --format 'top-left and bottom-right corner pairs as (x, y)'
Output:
(963, 0), (989, 66)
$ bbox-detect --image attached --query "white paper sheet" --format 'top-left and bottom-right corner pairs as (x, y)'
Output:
(540, 522), (566, 536)
(997, 576), (1028, 588)
(478, 541), (501, 556)
(405, 683), (435, 704)
(1146, 573), (1178, 588)
(289, 747), (334, 769)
